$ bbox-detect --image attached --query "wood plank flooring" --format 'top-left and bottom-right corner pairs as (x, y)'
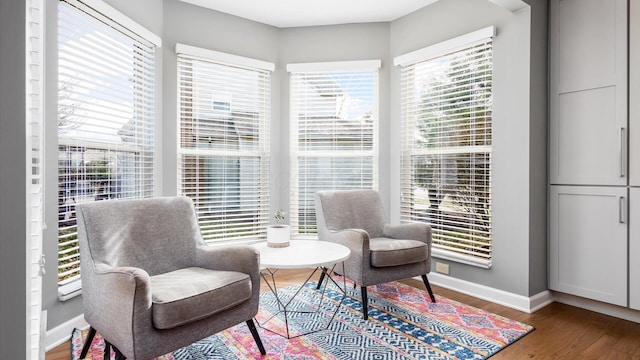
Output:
(46, 269), (640, 359)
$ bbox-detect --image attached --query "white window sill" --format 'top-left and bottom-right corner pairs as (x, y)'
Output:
(432, 248), (492, 269)
(58, 279), (82, 301)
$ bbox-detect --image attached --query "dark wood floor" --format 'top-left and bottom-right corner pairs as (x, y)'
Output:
(46, 269), (640, 359)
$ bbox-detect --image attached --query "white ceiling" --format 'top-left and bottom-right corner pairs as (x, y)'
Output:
(178, 0), (442, 28)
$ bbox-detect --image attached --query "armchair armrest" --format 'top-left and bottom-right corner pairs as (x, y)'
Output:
(82, 264), (151, 353)
(383, 223), (432, 245)
(88, 264), (152, 309)
(195, 244), (260, 276)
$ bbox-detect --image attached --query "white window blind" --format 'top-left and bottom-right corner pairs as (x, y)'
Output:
(27, 0), (44, 357)
(177, 49), (271, 243)
(398, 33), (493, 268)
(289, 61), (379, 236)
(57, 0), (157, 286)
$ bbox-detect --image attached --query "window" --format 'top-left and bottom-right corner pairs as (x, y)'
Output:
(57, 0), (159, 289)
(396, 27), (494, 268)
(288, 61), (380, 236)
(177, 44), (273, 243)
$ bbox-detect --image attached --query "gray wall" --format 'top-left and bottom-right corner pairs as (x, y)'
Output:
(37, 0), (547, 335)
(525, 0), (548, 295)
(389, 0), (547, 297)
(0, 0), (28, 357)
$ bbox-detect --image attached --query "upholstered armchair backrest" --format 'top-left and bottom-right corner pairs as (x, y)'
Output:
(76, 196), (202, 276)
(315, 189), (387, 238)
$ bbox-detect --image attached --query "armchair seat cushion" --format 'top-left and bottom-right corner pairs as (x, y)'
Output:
(150, 267), (252, 329)
(369, 238), (428, 267)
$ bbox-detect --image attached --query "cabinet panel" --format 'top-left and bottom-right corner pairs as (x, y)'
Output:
(631, 188), (640, 310)
(631, 0), (640, 186)
(551, 87), (625, 185)
(556, 0), (621, 92)
(550, 0), (627, 185)
(550, 186), (628, 306)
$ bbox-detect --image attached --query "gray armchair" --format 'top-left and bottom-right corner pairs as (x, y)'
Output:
(76, 196), (265, 359)
(315, 189), (435, 320)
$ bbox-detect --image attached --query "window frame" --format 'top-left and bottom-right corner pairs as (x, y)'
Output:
(27, 0), (45, 355)
(288, 60), (381, 237)
(56, 0), (160, 297)
(395, 27), (495, 268)
(176, 44), (274, 244)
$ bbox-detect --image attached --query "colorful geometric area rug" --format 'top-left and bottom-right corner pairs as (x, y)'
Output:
(71, 280), (533, 359)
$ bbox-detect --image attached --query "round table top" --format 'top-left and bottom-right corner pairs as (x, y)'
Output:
(254, 240), (351, 269)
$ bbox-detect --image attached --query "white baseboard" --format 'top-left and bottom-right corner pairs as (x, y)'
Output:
(45, 314), (88, 352)
(552, 291), (640, 324)
(425, 273), (553, 313)
(426, 273), (640, 323)
(529, 289), (555, 313)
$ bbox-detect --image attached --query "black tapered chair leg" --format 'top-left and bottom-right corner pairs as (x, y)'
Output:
(422, 274), (436, 302)
(79, 327), (97, 359)
(316, 267), (328, 290)
(114, 346), (126, 360)
(104, 341), (111, 360)
(361, 286), (369, 320)
(246, 319), (266, 355)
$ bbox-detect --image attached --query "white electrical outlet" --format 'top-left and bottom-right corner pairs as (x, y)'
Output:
(435, 262), (450, 275)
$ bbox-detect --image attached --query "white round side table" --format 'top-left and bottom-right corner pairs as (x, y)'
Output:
(253, 240), (351, 339)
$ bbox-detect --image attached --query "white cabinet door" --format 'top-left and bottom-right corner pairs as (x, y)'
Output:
(631, 0), (640, 186)
(630, 188), (640, 310)
(550, 186), (628, 306)
(550, 0), (627, 185)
